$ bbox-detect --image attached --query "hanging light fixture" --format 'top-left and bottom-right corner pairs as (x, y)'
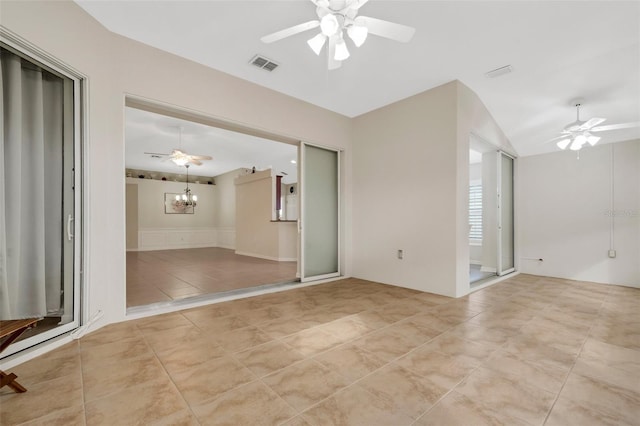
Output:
(334, 35), (350, 61)
(556, 131), (601, 152)
(320, 14), (340, 36)
(307, 33), (327, 55)
(174, 164), (197, 208)
(347, 21), (368, 47)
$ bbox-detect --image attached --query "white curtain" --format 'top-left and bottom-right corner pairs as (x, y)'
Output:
(0, 48), (64, 320)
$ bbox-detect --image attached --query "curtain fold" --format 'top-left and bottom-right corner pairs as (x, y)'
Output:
(0, 48), (64, 320)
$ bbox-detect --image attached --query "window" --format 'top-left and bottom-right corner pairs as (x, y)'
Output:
(469, 184), (482, 242)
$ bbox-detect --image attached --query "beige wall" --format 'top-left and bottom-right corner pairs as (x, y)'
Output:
(353, 82), (459, 296)
(213, 168), (246, 229)
(213, 168), (246, 249)
(278, 222), (298, 261)
(0, 0), (353, 332)
(235, 170), (279, 259)
(519, 139), (640, 287)
(234, 170), (297, 261)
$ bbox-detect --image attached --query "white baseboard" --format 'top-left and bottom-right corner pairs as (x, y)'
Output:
(235, 251), (297, 262)
(470, 260), (482, 266)
(481, 266), (497, 273)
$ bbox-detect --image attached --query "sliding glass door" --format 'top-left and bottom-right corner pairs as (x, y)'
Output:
(497, 152), (515, 275)
(1, 37), (82, 357)
(299, 142), (340, 282)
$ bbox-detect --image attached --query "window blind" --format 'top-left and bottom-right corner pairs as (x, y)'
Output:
(469, 184), (482, 241)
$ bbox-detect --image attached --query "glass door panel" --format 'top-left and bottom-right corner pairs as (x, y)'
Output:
(498, 152), (515, 275)
(300, 143), (340, 281)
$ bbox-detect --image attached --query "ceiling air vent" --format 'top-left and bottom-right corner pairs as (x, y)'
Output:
(250, 55), (279, 72)
(485, 65), (513, 78)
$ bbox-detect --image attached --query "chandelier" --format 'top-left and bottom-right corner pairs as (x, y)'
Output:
(174, 164), (197, 208)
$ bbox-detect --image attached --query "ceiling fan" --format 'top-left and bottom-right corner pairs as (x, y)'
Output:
(145, 148), (212, 166)
(550, 99), (639, 151)
(261, 0), (416, 70)
(144, 127), (212, 166)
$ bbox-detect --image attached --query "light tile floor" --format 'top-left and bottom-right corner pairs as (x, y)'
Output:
(2, 274), (639, 425)
(127, 248), (297, 307)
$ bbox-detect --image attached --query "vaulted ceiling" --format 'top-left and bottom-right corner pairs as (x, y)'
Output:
(78, 0), (640, 157)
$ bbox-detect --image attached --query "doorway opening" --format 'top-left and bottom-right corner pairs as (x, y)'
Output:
(124, 98), (342, 310)
(125, 106), (300, 308)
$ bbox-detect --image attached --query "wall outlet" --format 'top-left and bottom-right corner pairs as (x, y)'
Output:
(397, 249), (404, 260)
(608, 250), (616, 258)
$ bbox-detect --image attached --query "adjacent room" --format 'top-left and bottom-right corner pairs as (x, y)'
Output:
(1, 1), (638, 425)
(124, 106), (300, 308)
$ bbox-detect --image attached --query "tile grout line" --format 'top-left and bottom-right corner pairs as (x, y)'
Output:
(410, 288), (578, 426)
(136, 323), (204, 426)
(539, 292), (606, 425)
(78, 341), (88, 426)
(6, 275), (632, 425)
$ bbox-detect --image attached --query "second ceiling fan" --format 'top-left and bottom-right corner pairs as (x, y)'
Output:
(550, 99), (639, 152)
(261, 0), (416, 70)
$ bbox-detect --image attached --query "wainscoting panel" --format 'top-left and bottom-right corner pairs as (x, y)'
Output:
(216, 228), (236, 250)
(138, 228), (218, 251)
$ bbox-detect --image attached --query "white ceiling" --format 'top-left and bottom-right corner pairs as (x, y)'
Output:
(79, 1), (640, 157)
(125, 107), (298, 183)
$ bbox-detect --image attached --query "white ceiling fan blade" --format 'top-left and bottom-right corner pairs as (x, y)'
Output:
(261, 20), (320, 44)
(542, 134), (571, 144)
(578, 117), (606, 130)
(189, 159), (203, 166)
(355, 16), (415, 42)
(328, 36), (342, 70)
(143, 151), (170, 156)
(591, 121), (640, 132)
(189, 154), (213, 160)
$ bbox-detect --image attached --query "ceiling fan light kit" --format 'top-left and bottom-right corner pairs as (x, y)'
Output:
(347, 23), (368, 47)
(334, 36), (350, 60)
(171, 151), (190, 166)
(261, 0), (415, 69)
(307, 33), (327, 55)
